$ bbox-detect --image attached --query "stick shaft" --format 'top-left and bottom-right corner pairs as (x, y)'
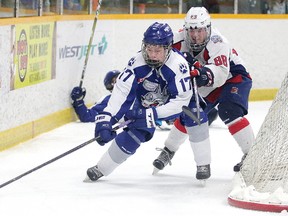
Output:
(79, 0), (103, 88)
(182, 105), (201, 126)
(0, 119), (131, 189)
(0, 138), (96, 189)
(193, 77), (200, 119)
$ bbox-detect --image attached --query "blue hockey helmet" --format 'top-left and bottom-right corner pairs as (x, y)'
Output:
(143, 22), (173, 46)
(104, 70), (120, 91)
(142, 22), (174, 67)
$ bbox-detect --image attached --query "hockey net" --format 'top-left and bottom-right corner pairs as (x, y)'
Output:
(228, 72), (288, 212)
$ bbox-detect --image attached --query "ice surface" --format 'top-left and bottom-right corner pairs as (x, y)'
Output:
(0, 101), (281, 216)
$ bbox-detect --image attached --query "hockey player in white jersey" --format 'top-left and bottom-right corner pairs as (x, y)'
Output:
(153, 7), (254, 175)
(85, 22), (192, 181)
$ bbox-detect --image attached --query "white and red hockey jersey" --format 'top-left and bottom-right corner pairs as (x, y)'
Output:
(173, 27), (251, 99)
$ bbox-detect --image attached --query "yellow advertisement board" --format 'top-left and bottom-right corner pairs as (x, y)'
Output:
(13, 22), (55, 89)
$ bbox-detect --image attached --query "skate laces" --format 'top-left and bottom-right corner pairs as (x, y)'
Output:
(155, 147), (173, 166)
(90, 166), (103, 177)
(241, 153), (247, 162)
(197, 165), (209, 173)
(237, 154), (247, 166)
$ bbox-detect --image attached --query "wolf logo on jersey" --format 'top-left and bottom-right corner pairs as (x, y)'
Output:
(141, 85), (169, 108)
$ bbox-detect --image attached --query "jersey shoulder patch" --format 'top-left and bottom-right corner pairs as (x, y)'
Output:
(128, 56), (136, 66)
(210, 35), (223, 44)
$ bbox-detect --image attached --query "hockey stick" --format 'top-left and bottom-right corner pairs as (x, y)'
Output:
(0, 120), (131, 189)
(79, 0), (103, 88)
(181, 76), (202, 126)
(182, 106), (201, 126)
(192, 77), (200, 119)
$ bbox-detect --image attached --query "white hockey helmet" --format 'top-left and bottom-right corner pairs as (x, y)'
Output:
(184, 7), (211, 52)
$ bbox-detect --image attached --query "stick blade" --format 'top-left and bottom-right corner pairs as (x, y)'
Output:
(182, 106), (201, 125)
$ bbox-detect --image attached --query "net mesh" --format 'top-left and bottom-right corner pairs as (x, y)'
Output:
(241, 73), (288, 193)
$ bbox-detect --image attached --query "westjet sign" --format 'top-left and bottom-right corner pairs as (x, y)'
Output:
(58, 35), (108, 60)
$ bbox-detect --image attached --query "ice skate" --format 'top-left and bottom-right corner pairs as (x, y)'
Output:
(196, 164), (210, 185)
(152, 147), (175, 175)
(233, 154), (247, 172)
(84, 165), (103, 182)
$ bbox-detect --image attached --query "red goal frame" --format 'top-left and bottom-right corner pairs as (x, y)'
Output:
(228, 197), (288, 213)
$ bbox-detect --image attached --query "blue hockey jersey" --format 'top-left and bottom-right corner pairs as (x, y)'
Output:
(103, 49), (193, 123)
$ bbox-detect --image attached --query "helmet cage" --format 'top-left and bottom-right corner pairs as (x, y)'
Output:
(184, 26), (211, 52)
(142, 22), (173, 68)
(141, 43), (172, 68)
(184, 7), (211, 52)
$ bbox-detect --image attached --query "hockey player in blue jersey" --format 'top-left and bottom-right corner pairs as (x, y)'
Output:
(152, 7), (254, 175)
(70, 70), (120, 122)
(71, 70), (173, 130)
(85, 22), (193, 182)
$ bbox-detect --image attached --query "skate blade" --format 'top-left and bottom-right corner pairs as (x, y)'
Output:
(152, 167), (160, 175)
(199, 179), (206, 187)
(83, 175), (94, 183)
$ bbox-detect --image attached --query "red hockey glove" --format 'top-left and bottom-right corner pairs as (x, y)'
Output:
(182, 52), (202, 69)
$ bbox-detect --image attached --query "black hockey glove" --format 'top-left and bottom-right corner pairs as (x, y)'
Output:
(71, 86), (86, 107)
(190, 67), (214, 87)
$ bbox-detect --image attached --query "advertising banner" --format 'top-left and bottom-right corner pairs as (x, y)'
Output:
(12, 22), (55, 89)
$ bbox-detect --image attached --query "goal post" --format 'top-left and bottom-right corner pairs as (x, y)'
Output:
(228, 72), (288, 212)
